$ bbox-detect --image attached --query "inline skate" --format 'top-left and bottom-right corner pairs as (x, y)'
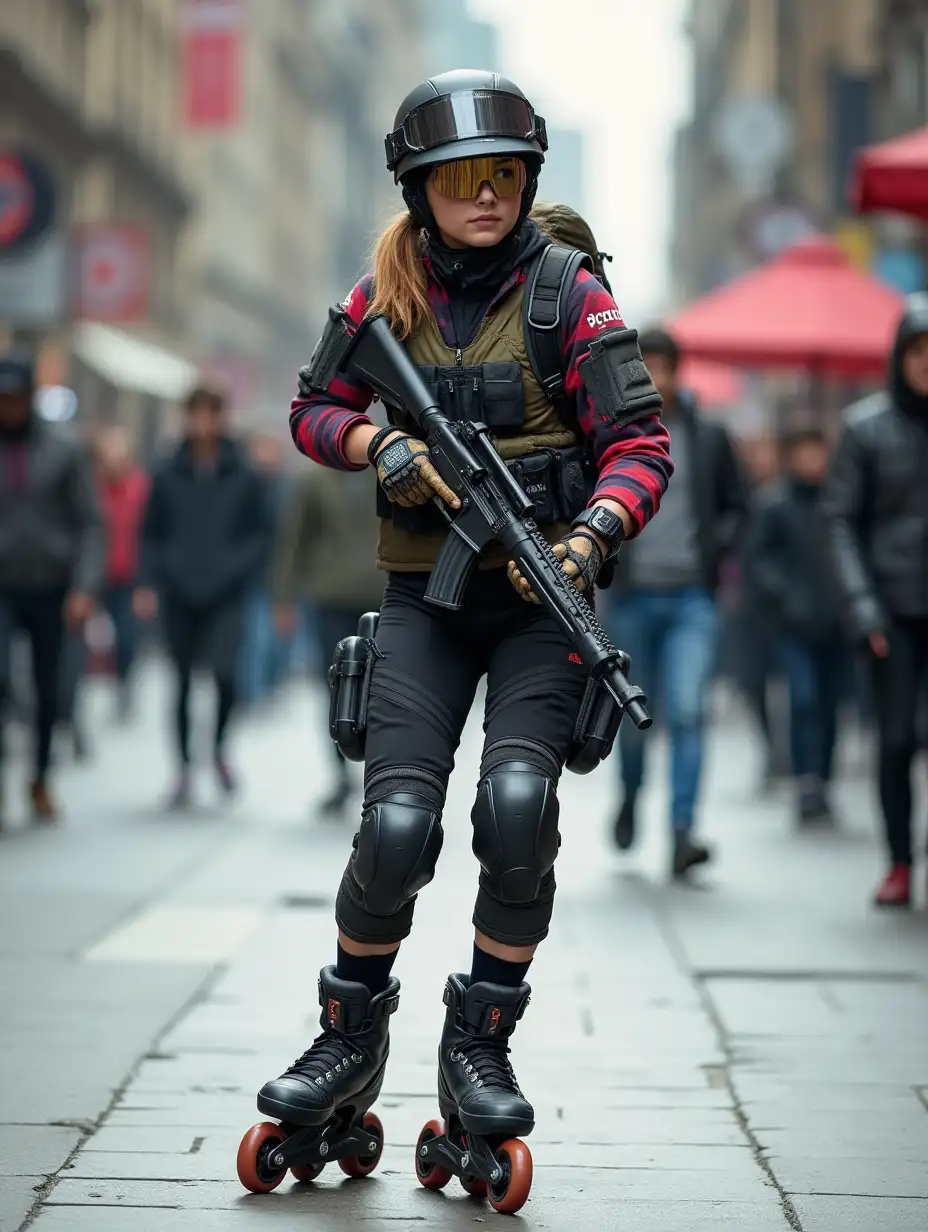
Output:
(236, 966), (398, 1192)
(415, 974), (534, 1214)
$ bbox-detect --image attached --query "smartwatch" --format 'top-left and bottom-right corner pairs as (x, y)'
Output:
(571, 506), (626, 561)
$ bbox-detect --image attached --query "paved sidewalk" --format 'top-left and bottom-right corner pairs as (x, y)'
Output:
(2, 667), (927, 1230)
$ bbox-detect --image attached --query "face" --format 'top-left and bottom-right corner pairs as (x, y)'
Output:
(902, 333), (928, 396)
(186, 397), (224, 445)
(642, 352), (678, 406)
(98, 426), (132, 476)
(425, 156), (523, 249)
(0, 391), (32, 430)
(788, 438), (830, 485)
(249, 433), (283, 473)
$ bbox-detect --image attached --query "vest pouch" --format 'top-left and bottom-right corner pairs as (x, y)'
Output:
(328, 612), (382, 762)
(508, 451), (558, 525)
(551, 445), (592, 520)
(566, 669), (624, 775)
(480, 360), (525, 431)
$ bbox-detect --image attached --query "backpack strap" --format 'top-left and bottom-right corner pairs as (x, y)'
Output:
(523, 243), (594, 421)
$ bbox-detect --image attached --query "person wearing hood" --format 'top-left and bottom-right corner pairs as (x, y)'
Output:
(241, 70), (672, 1200)
(824, 295), (928, 907)
(0, 349), (103, 822)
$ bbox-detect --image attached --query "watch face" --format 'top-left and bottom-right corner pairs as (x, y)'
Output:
(591, 508), (615, 533)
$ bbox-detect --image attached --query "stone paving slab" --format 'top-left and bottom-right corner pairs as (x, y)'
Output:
(773, 1155), (928, 1199)
(31, 1197), (794, 1232)
(0, 1127), (80, 1178)
(0, 1175), (44, 1232)
(790, 1195), (928, 1231)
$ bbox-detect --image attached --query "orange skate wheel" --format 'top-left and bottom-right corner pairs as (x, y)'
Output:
(414, 1118), (452, 1190)
(290, 1162), (325, 1182)
(460, 1173), (488, 1197)
(487, 1138), (533, 1214)
(236, 1121), (288, 1193)
(338, 1111), (384, 1178)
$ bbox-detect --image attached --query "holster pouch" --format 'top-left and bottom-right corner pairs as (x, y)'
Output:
(566, 659), (628, 775)
(299, 305), (355, 397)
(328, 611), (382, 763)
(578, 327), (663, 428)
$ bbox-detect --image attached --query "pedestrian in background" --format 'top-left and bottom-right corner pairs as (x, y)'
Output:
(606, 326), (746, 876)
(746, 426), (847, 826)
(135, 385), (273, 808)
(97, 426), (150, 719)
(272, 465), (384, 817)
(824, 296), (928, 908)
(0, 349), (102, 822)
(239, 431), (294, 707)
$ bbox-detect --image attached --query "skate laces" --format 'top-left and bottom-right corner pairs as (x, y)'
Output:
(288, 1029), (358, 1078)
(458, 1036), (519, 1092)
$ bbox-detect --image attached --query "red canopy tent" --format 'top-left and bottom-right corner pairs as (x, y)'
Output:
(678, 357), (745, 408)
(851, 126), (928, 220)
(670, 236), (902, 378)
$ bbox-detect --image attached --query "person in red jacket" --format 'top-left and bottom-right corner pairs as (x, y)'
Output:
(97, 427), (150, 718)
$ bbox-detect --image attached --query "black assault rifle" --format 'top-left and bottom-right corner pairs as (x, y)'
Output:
(336, 312), (652, 732)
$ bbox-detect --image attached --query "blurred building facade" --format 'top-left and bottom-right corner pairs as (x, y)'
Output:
(672, 0), (883, 304)
(0, 0), (435, 447)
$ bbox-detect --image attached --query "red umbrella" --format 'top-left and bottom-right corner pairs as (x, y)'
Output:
(852, 126), (928, 220)
(678, 357), (745, 408)
(670, 236), (902, 377)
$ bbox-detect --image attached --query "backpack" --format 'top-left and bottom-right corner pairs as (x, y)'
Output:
(524, 201), (615, 423)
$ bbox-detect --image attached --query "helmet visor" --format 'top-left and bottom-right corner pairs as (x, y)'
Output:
(387, 90), (547, 170)
(430, 156), (528, 200)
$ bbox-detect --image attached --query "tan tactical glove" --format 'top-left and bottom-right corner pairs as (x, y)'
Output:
(508, 530), (604, 604)
(369, 431), (459, 509)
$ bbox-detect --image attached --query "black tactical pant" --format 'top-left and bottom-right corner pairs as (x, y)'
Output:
(335, 569), (589, 948)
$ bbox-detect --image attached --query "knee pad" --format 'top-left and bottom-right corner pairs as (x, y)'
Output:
(349, 791), (444, 918)
(471, 751), (560, 906)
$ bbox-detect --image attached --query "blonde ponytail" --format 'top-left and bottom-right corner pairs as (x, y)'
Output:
(367, 212), (430, 340)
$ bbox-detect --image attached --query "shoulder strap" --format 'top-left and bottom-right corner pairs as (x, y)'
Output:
(523, 243), (594, 419)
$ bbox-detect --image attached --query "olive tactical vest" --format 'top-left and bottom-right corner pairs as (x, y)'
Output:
(377, 280), (579, 571)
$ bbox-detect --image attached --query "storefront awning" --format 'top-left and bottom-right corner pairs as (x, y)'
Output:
(72, 322), (198, 401)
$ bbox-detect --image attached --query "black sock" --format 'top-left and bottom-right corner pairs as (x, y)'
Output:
(335, 942), (398, 996)
(470, 942), (531, 989)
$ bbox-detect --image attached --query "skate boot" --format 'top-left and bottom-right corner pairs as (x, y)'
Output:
(415, 974), (535, 1214)
(236, 966), (398, 1193)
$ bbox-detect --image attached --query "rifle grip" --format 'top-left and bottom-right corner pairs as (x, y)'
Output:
(425, 527), (479, 610)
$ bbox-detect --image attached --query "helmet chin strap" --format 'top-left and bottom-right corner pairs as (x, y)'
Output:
(401, 163), (541, 243)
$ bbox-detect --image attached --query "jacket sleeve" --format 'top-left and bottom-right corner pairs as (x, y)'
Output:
(68, 443), (105, 594)
(139, 467), (165, 589)
(561, 269), (673, 536)
(271, 477), (322, 605)
(289, 276), (377, 471)
(821, 421), (885, 638)
(713, 421), (748, 555)
(743, 491), (789, 614)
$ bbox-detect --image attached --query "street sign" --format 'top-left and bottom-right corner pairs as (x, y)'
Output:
(0, 231), (67, 325)
(713, 94), (794, 198)
(0, 149), (56, 253)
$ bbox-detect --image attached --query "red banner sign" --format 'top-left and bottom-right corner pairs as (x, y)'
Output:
(73, 223), (150, 322)
(184, 0), (242, 129)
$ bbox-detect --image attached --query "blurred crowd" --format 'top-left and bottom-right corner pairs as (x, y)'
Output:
(1, 304), (927, 908)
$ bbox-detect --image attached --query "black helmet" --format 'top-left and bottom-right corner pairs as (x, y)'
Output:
(386, 69), (548, 183)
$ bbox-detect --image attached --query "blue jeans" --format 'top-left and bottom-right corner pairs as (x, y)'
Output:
(608, 587), (719, 831)
(239, 587), (291, 705)
(777, 635), (846, 783)
(104, 583), (138, 683)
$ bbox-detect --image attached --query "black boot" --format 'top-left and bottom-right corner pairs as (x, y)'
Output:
(257, 966), (398, 1127)
(613, 795), (637, 850)
(672, 830), (712, 879)
(438, 974), (534, 1138)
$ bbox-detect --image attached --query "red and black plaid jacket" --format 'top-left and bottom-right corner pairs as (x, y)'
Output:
(290, 263), (672, 536)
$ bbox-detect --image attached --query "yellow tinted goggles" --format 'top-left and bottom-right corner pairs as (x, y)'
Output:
(430, 156), (527, 200)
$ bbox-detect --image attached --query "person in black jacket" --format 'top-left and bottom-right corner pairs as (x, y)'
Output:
(824, 296), (928, 908)
(605, 327), (746, 876)
(747, 427), (847, 825)
(135, 386), (273, 807)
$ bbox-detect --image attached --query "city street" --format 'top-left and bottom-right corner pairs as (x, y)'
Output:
(2, 667), (928, 1232)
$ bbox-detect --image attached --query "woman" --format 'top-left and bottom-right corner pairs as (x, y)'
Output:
(238, 70), (672, 1210)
